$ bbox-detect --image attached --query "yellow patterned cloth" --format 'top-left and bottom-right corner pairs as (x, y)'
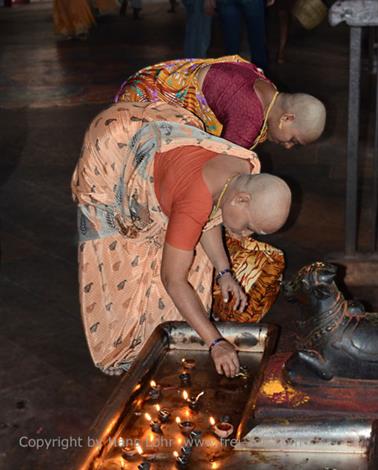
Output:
(115, 55), (250, 138)
(212, 237), (285, 322)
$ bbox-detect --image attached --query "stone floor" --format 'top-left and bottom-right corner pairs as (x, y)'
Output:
(0, 1), (377, 469)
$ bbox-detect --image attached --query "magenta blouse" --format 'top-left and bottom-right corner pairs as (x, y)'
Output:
(202, 62), (269, 149)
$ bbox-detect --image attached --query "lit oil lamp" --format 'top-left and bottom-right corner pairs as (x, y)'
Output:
(182, 390), (204, 410)
(145, 412), (162, 433)
(175, 416), (194, 434)
(181, 358), (196, 370)
(209, 416), (216, 430)
(148, 380), (161, 400)
(179, 372), (191, 387)
(173, 450), (189, 467)
(155, 404), (171, 423)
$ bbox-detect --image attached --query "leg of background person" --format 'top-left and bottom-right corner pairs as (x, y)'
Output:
(131, 0), (142, 19)
(243, 0), (268, 70)
(182, 0), (212, 58)
(216, 0), (242, 54)
(120, 0), (127, 15)
(277, 7), (289, 63)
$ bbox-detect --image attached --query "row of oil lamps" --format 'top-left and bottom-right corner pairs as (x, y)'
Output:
(117, 358), (234, 469)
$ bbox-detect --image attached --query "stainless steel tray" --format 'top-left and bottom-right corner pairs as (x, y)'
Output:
(73, 321), (277, 470)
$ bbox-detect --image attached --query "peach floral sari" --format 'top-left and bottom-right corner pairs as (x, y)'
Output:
(71, 102), (260, 374)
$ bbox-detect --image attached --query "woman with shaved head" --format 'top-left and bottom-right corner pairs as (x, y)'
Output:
(72, 101), (291, 377)
(116, 56), (326, 151)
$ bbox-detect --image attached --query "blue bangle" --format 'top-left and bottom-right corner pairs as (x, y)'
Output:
(215, 268), (232, 284)
(209, 337), (227, 353)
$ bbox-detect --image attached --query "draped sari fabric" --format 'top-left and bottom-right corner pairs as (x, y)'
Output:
(53, 0), (95, 37)
(71, 102), (260, 373)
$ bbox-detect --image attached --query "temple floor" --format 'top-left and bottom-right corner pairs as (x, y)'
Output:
(1, 1), (377, 468)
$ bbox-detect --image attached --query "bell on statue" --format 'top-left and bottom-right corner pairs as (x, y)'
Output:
(292, 0), (334, 30)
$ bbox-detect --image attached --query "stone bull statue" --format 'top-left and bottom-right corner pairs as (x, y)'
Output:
(283, 261), (378, 381)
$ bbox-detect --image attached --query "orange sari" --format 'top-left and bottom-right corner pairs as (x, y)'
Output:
(53, 0), (95, 37)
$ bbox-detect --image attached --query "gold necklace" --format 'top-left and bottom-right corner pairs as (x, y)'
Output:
(210, 173), (239, 219)
(250, 90), (280, 150)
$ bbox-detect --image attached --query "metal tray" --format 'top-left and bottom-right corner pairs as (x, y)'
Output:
(73, 321), (277, 470)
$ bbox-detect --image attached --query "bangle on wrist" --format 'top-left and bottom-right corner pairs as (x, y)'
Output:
(215, 268), (232, 284)
(209, 337), (227, 353)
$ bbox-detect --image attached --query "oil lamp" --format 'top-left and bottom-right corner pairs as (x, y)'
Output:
(213, 421), (234, 439)
(178, 372), (191, 387)
(155, 404), (170, 423)
(148, 380), (161, 400)
(175, 416), (194, 434)
(173, 450), (189, 467)
(183, 390), (204, 410)
(145, 412), (162, 433)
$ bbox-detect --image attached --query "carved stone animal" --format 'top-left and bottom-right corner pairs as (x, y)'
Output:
(283, 261), (378, 381)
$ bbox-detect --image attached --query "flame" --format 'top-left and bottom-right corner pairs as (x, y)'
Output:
(154, 404), (161, 412)
(136, 443), (143, 455)
(182, 390), (189, 400)
(209, 416), (216, 426)
(144, 413), (152, 422)
(185, 409), (190, 418)
(175, 416), (181, 424)
(173, 450), (179, 458)
(211, 462), (219, 469)
(150, 380), (157, 388)
(177, 437), (183, 445)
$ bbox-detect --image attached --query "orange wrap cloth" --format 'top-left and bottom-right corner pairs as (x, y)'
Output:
(71, 101), (260, 373)
(212, 238), (285, 323)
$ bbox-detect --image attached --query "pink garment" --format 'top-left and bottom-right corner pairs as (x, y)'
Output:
(203, 62), (268, 149)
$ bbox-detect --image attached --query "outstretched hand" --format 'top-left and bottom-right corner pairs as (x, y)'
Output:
(218, 272), (247, 312)
(211, 340), (240, 377)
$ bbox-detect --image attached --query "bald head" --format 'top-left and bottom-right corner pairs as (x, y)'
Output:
(234, 173), (292, 234)
(280, 93), (326, 142)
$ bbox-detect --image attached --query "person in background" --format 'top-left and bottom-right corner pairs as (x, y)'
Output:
(71, 101), (291, 377)
(53, 0), (95, 40)
(205, 0), (276, 70)
(120, 0), (142, 20)
(182, 0), (212, 57)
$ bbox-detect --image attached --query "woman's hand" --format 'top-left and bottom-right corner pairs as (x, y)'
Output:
(211, 340), (240, 377)
(218, 273), (247, 312)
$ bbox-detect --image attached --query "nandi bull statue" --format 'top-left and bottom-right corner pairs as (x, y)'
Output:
(283, 261), (378, 382)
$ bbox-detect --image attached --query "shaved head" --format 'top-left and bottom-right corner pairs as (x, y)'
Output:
(234, 173), (292, 233)
(280, 93), (326, 142)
